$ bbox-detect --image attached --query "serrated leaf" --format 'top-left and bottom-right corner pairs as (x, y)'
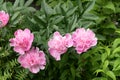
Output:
(106, 71), (116, 80)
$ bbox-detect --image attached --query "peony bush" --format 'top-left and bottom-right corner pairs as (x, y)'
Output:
(0, 0), (120, 80)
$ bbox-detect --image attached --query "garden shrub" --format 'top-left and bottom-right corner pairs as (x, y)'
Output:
(0, 0), (120, 80)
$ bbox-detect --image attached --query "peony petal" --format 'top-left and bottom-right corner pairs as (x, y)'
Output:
(49, 48), (61, 61)
(14, 47), (25, 55)
(29, 66), (40, 73)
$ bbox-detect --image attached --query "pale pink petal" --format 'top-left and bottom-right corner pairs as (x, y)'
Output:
(17, 47), (46, 73)
(0, 10), (9, 28)
(9, 28), (34, 55)
(72, 28), (97, 54)
(29, 66), (40, 74)
(14, 47), (24, 55)
(49, 48), (61, 61)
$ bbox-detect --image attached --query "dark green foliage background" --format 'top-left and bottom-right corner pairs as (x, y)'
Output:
(0, 0), (120, 80)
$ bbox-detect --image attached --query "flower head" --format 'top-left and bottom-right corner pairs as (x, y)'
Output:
(18, 47), (46, 73)
(72, 28), (97, 54)
(0, 10), (9, 28)
(48, 31), (73, 61)
(9, 28), (34, 54)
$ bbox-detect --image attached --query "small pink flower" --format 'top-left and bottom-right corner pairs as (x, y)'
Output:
(0, 10), (9, 28)
(9, 28), (34, 55)
(48, 31), (73, 61)
(72, 28), (97, 54)
(18, 47), (46, 73)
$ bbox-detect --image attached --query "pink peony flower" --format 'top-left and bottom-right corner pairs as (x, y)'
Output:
(0, 10), (9, 28)
(48, 31), (73, 61)
(18, 47), (46, 73)
(72, 28), (97, 54)
(9, 28), (34, 55)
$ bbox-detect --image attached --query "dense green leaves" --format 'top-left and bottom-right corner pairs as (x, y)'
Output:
(1, 0), (120, 80)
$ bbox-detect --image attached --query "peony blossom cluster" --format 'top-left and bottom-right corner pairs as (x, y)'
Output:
(72, 28), (97, 54)
(48, 32), (73, 61)
(48, 28), (97, 60)
(9, 29), (34, 54)
(9, 28), (46, 73)
(18, 47), (46, 73)
(0, 10), (9, 28)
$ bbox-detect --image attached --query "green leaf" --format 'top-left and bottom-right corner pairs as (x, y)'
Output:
(96, 34), (106, 40)
(77, 0), (83, 13)
(24, 0), (33, 7)
(84, 0), (96, 13)
(112, 47), (120, 54)
(104, 1), (115, 12)
(66, 6), (78, 17)
(26, 7), (36, 12)
(103, 60), (109, 70)
(92, 77), (107, 80)
(13, 0), (19, 8)
(60, 70), (68, 80)
(105, 47), (110, 56)
(79, 20), (95, 28)
(11, 12), (20, 21)
(41, 0), (54, 16)
(54, 16), (64, 24)
(115, 29), (120, 34)
(94, 69), (104, 76)
(106, 71), (116, 80)
(33, 15), (46, 26)
(0, 0), (3, 4)
(101, 53), (107, 63)
(70, 67), (75, 80)
(112, 38), (120, 49)
(20, 0), (24, 6)
(70, 15), (78, 31)
(82, 13), (99, 20)
(2, 2), (7, 11)
(103, 22), (116, 29)
(14, 7), (24, 11)
(113, 58), (120, 71)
